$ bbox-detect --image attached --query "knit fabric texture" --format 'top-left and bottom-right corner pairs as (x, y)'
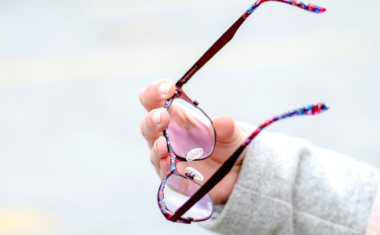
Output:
(200, 123), (380, 235)
(366, 186), (380, 235)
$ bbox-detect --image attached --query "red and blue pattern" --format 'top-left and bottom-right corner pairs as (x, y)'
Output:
(157, 152), (176, 219)
(157, 96), (184, 221)
(243, 103), (328, 146)
(243, 0), (325, 19)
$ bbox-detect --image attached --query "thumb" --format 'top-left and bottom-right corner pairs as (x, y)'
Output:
(210, 114), (247, 164)
(212, 114), (244, 146)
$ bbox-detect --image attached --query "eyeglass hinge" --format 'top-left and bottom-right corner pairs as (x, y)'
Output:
(193, 100), (199, 106)
(174, 87), (182, 97)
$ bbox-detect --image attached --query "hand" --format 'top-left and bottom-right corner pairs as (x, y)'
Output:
(139, 80), (247, 205)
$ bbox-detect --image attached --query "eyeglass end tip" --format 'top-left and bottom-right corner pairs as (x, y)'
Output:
(313, 103), (329, 115)
(318, 7), (326, 14)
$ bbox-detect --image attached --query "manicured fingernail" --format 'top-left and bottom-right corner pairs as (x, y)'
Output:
(159, 81), (171, 95)
(153, 109), (161, 124)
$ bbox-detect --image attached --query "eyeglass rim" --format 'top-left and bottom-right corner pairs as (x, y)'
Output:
(163, 88), (217, 161)
(157, 172), (214, 223)
(158, 87), (216, 223)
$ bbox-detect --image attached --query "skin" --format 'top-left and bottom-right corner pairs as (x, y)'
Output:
(139, 80), (247, 205)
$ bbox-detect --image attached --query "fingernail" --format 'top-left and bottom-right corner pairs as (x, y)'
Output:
(153, 109), (161, 124)
(159, 81), (171, 95)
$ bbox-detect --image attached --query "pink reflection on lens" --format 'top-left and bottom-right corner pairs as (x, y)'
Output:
(168, 99), (215, 160)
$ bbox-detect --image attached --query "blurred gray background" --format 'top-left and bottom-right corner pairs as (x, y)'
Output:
(0, 0), (379, 234)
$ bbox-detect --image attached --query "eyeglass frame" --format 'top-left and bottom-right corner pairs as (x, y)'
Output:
(157, 0), (327, 224)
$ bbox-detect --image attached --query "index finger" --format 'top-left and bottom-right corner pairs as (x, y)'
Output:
(139, 80), (175, 112)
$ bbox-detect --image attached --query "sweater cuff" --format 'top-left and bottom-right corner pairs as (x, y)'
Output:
(200, 122), (296, 234)
(201, 122), (379, 234)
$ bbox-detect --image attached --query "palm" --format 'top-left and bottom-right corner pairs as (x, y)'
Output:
(139, 80), (246, 206)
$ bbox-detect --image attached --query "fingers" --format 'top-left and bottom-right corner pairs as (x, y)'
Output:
(140, 80), (175, 178)
(150, 136), (170, 178)
(139, 80), (175, 112)
(140, 107), (171, 148)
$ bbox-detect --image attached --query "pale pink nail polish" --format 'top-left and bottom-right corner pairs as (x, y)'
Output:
(152, 109), (161, 124)
(159, 82), (171, 95)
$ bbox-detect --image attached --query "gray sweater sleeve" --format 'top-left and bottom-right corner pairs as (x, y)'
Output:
(200, 122), (380, 235)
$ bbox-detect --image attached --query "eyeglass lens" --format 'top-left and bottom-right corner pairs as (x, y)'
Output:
(164, 174), (213, 221)
(168, 98), (215, 161)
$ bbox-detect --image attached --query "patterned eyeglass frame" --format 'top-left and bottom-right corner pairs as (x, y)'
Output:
(158, 0), (327, 224)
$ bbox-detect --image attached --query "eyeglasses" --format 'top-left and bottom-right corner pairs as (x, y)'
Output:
(158, 0), (327, 224)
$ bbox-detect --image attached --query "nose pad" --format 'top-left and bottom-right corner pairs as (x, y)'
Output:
(186, 148), (204, 161)
(185, 167), (204, 181)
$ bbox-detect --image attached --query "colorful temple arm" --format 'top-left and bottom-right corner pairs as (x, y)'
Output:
(169, 103), (329, 222)
(243, 0), (326, 19)
(176, 0), (326, 88)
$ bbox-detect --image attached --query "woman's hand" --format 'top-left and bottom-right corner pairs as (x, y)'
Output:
(139, 80), (247, 205)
